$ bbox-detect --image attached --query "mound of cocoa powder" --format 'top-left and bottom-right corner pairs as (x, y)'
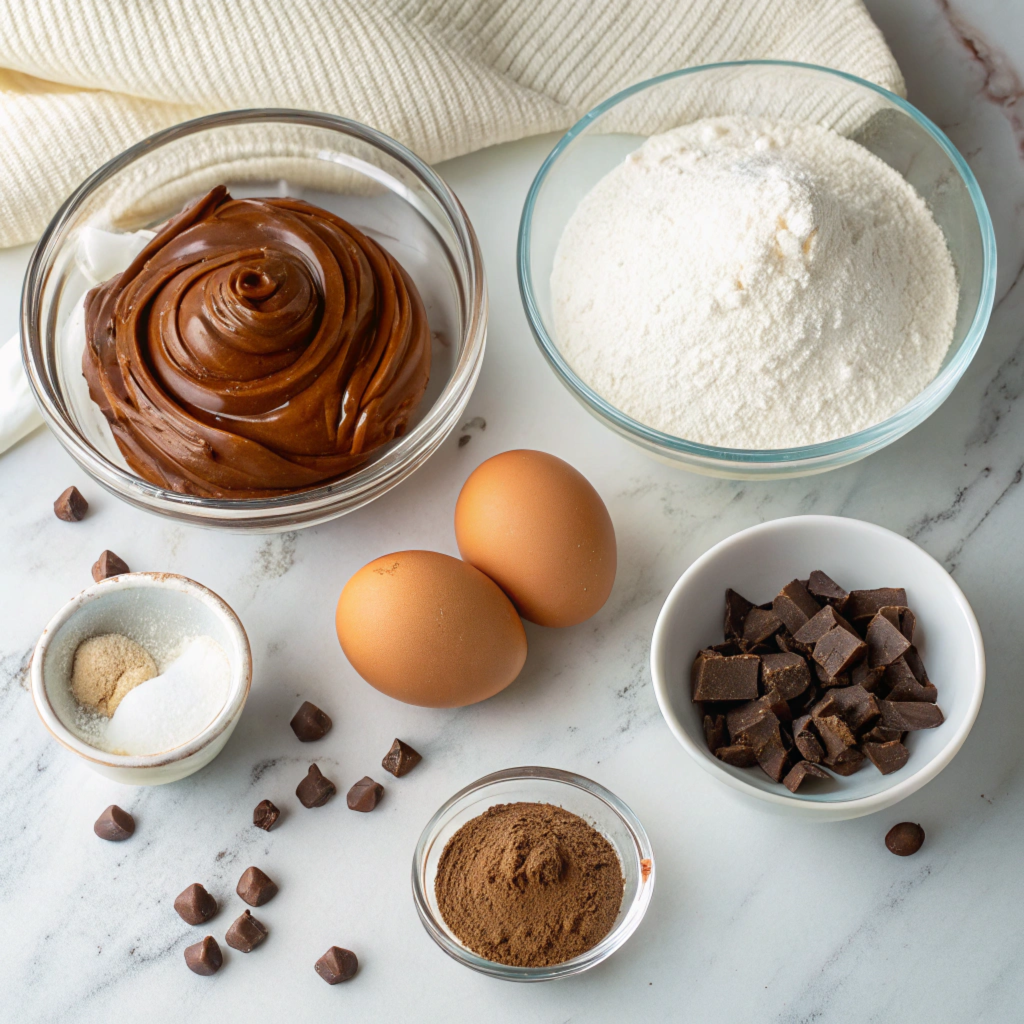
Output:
(434, 802), (624, 967)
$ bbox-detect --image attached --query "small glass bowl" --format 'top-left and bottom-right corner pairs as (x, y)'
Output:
(411, 766), (654, 982)
(518, 61), (997, 478)
(22, 109), (487, 530)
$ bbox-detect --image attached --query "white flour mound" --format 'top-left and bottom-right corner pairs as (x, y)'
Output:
(551, 116), (958, 449)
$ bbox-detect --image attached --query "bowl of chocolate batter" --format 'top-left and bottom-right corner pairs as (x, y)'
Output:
(22, 110), (487, 529)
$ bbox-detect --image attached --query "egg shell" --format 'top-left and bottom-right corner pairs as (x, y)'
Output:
(454, 450), (616, 628)
(336, 550), (527, 708)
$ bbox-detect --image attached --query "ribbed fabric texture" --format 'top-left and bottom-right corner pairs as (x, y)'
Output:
(0, 0), (902, 249)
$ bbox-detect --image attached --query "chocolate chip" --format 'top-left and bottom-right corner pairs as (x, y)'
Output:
(382, 738), (422, 777)
(290, 701), (332, 742)
(845, 588), (908, 623)
(236, 866), (278, 907)
(91, 550), (130, 582)
(225, 909), (268, 952)
(296, 763), (336, 808)
(863, 740), (910, 775)
(253, 799), (280, 831)
(772, 580), (822, 634)
(878, 700), (944, 732)
(885, 821), (925, 856)
(866, 612), (911, 668)
(53, 486), (88, 522)
(807, 570), (849, 609)
(703, 714), (727, 754)
(174, 883), (217, 925)
(691, 652), (759, 701)
(715, 743), (758, 767)
(347, 776), (384, 812)
(315, 946), (358, 984)
(742, 606), (783, 644)
(760, 652), (811, 701)
(184, 936), (223, 976)
(783, 760), (830, 793)
(812, 625), (867, 678)
(93, 804), (134, 841)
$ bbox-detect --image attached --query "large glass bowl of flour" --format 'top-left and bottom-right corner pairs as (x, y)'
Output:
(518, 61), (995, 478)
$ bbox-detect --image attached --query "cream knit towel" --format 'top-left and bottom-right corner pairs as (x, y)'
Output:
(0, 0), (902, 250)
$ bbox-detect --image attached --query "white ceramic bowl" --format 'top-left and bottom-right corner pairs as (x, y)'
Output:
(651, 516), (985, 820)
(31, 572), (252, 785)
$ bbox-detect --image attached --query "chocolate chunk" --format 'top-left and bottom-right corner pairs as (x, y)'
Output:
(824, 747), (866, 776)
(760, 652), (811, 701)
(742, 606), (784, 644)
(815, 715), (857, 760)
(315, 946), (359, 984)
(711, 641), (745, 656)
(813, 660), (851, 689)
(825, 684), (879, 732)
(296, 763), (336, 808)
(772, 580), (822, 634)
(253, 799), (280, 831)
(884, 658), (937, 702)
(899, 608), (917, 643)
(761, 686), (792, 722)
(788, 681), (819, 718)
(744, 714), (788, 782)
(860, 725), (904, 744)
(885, 821), (925, 856)
(53, 486), (88, 522)
(845, 588), (908, 622)
(878, 700), (944, 731)
(290, 701), (332, 742)
(863, 740), (910, 775)
(866, 613), (911, 668)
(91, 550), (130, 582)
(793, 605), (856, 645)
(904, 645), (930, 685)
(715, 744), (758, 767)
(237, 866), (278, 907)
(807, 570), (849, 609)
(724, 588), (754, 639)
(726, 699), (773, 743)
(382, 738), (422, 777)
(93, 804), (134, 841)
(812, 626), (867, 678)
(703, 714), (727, 753)
(347, 776), (384, 812)
(184, 936), (223, 976)
(783, 760), (831, 793)
(776, 630), (813, 657)
(876, 605), (903, 629)
(174, 883), (217, 925)
(225, 909), (268, 952)
(851, 659), (885, 694)
(691, 652), (759, 702)
(793, 715), (825, 763)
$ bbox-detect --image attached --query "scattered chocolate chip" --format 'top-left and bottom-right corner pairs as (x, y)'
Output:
(691, 651), (759, 702)
(225, 909), (268, 952)
(885, 821), (925, 856)
(290, 700), (332, 742)
(772, 579), (822, 634)
(703, 714), (727, 754)
(53, 486), (88, 522)
(866, 612), (912, 668)
(236, 866), (278, 907)
(315, 946), (358, 984)
(742, 606), (783, 644)
(174, 883), (217, 925)
(91, 550), (130, 582)
(184, 936), (223, 976)
(253, 799), (280, 831)
(382, 738), (422, 777)
(812, 626), (867, 678)
(863, 740), (910, 775)
(783, 760), (830, 793)
(845, 588), (908, 623)
(347, 776), (384, 812)
(761, 652), (811, 701)
(715, 743), (758, 767)
(93, 804), (134, 841)
(724, 588), (754, 640)
(807, 570), (849, 609)
(878, 700), (944, 732)
(296, 763), (336, 808)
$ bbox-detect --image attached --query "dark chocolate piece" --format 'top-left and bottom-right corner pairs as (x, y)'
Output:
(724, 588), (754, 640)
(253, 799), (280, 831)
(878, 700), (944, 732)
(825, 684), (879, 732)
(54, 486), (88, 522)
(772, 579), (822, 634)
(812, 626), (867, 678)
(184, 936), (223, 976)
(876, 605), (903, 629)
(91, 550), (130, 582)
(760, 652), (811, 701)
(236, 866), (278, 907)
(807, 570), (849, 609)
(851, 659), (885, 694)
(726, 698), (773, 743)
(742, 606), (784, 645)
(815, 715), (857, 760)
(691, 653), (759, 702)
(703, 714), (727, 754)
(885, 821), (925, 856)
(776, 630), (814, 657)
(899, 608), (917, 643)
(813, 659), (851, 689)
(315, 946), (358, 984)
(866, 613), (911, 668)
(290, 701), (332, 742)
(845, 588), (908, 622)
(860, 725), (904, 744)
(761, 686), (792, 722)
(715, 744), (758, 767)
(382, 738), (422, 777)
(296, 763), (336, 808)
(225, 910), (268, 952)
(783, 760), (830, 793)
(743, 713), (788, 782)
(93, 804), (134, 841)
(904, 645), (930, 684)
(792, 715), (825, 763)
(711, 641), (745, 656)
(824, 747), (866, 776)
(793, 605), (856, 645)
(174, 883), (217, 925)
(863, 740), (910, 775)
(346, 776), (384, 812)
(884, 658), (937, 702)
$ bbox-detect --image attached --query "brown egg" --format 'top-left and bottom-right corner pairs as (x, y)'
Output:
(335, 550), (527, 708)
(454, 450), (616, 628)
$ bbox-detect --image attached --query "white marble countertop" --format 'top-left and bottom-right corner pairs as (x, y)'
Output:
(2, 2), (1023, 1020)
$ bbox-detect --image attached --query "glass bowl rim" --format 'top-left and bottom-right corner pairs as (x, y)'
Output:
(517, 59), (997, 465)
(21, 107), (487, 512)
(410, 765), (655, 982)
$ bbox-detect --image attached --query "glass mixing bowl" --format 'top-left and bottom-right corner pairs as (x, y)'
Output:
(518, 61), (996, 478)
(412, 766), (654, 982)
(22, 109), (487, 530)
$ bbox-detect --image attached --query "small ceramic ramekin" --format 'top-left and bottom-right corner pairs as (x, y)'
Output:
(31, 572), (252, 785)
(412, 766), (654, 981)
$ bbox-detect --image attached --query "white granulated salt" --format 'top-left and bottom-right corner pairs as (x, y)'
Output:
(551, 116), (958, 449)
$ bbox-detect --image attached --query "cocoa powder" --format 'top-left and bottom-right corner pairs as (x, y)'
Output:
(434, 802), (624, 967)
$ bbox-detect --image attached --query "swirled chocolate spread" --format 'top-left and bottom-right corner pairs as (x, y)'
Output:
(83, 186), (430, 498)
